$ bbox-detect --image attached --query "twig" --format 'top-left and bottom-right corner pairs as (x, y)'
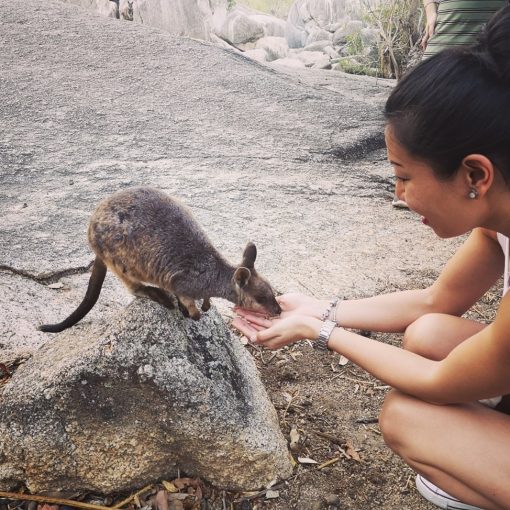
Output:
(318, 457), (340, 470)
(112, 484), (153, 509)
(338, 375), (372, 386)
(312, 430), (345, 446)
(0, 491), (112, 510)
(237, 482), (286, 502)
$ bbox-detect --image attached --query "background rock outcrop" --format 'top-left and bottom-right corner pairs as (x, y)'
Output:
(0, 302), (292, 493)
(59, 0), (230, 41)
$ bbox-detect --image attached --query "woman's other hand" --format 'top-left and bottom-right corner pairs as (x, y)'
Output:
(232, 310), (321, 349)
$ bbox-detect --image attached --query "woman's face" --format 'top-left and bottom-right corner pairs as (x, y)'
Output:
(385, 125), (473, 238)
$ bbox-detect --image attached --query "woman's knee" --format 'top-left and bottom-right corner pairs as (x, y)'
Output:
(403, 313), (485, 360)
(379, 390), (424, 457)
(402, 313), (447, 359)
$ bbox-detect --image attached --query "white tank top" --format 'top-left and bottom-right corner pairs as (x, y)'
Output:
(497, 233), (510, 295)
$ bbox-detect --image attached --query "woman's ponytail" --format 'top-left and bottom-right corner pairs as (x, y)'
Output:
(475, 3), (510, 83)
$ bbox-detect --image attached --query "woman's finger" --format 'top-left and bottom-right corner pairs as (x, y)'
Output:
(233, 307), (268, 318)
(255, 326), (282, 343)
(236, 312), (274, 329)
(232, 317), (258, 338)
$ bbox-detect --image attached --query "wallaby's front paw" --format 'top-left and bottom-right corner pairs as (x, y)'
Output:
(201, 298), (211, 312)
(190, 311), (201, 321)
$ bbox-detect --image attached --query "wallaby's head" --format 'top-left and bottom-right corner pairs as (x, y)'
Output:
(233, 242), (281, 316)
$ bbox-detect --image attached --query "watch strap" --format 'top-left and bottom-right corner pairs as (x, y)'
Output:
(315, 320), (336, 351)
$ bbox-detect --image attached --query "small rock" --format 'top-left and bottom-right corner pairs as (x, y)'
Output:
(324, 494), (341, 506)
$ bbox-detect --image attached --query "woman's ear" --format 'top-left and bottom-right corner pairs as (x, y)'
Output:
(460, 154), (495, 197)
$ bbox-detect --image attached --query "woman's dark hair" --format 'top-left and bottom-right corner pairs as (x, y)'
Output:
(384, 4), (510, 182)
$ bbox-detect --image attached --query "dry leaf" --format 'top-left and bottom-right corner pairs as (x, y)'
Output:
(48, 282), (64, 289)
(282, 391), (293, 403)
(265, 490), (279, 499)
(289, 427), (300, 451)
(39, 505), (58, 510)
(297, 456), (318, 464)
(345, 441), (362, 462)
(161, 481), (179, 493)
(168, 494), (188, 501)
(154, 490), (169, 510)
(133, 495), (141, 508)
(338, 355), (349, 366)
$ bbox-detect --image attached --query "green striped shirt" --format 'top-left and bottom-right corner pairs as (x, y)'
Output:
(423, 0), (506, 57)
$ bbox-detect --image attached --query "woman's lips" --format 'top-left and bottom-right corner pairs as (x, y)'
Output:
(421, 216), (429, 225)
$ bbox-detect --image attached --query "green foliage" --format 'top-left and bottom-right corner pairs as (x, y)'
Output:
(345, 33), (364, 56)
(227, 0), (237, 10)
(340, 32), (380, 78)
(236, 0), (293, 18)
(362, 0), (424, 79)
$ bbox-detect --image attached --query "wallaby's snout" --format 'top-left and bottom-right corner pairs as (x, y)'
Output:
(266, 297), (282, 316)
(233, 242), (281, 316)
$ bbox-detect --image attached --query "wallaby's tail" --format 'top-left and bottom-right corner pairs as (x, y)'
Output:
(38, 258), (107, 333)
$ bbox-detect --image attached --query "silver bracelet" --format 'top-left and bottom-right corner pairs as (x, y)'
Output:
(321, 296), (339, 321)
(315, 320), (337, 351)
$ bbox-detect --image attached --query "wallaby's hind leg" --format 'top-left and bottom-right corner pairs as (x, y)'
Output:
(175, 295), (201, 320)
(128, 283), (176, 310)
(38, 258), (107, 333)
(202, 297), (211, 312)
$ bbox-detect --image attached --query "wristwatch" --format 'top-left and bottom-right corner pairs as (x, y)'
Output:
(314, 320), (336, 351)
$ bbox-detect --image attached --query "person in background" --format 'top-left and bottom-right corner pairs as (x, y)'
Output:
(234, 5), (510, 510)
(391, 0), (506, 209)
(422, 0), (507, 57)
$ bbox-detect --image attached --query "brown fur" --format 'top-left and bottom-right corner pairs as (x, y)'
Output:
(39, 187), (281, 333)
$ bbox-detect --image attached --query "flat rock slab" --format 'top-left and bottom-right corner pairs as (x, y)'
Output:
(0, 0), (460, 357)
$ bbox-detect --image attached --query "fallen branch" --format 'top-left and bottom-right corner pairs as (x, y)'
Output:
(0, 491), (112, 510)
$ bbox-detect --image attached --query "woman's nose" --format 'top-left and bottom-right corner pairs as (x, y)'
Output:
(395, 180), (405, 201)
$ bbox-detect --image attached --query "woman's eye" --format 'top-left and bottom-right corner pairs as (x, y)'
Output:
(394, 176), (408, 182)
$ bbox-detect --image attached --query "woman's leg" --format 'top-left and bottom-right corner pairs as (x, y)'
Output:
(402, 312), (486, 360)
(380, 391), (510, 510)
(381, 314), (509, 509)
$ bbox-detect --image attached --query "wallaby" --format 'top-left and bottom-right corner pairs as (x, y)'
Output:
(39, 187), (281, 333)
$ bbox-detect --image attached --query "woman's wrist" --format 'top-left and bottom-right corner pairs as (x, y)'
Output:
(318, 296), (343, 324)
(304, 317), (323, 340)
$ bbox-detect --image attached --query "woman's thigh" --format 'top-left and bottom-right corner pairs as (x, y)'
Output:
(380, 391), (510, 509)
(403, 313), (486, 360)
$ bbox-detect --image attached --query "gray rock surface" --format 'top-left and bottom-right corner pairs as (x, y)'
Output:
(0, 301), (292, 493)
(0, 0), (459, 360)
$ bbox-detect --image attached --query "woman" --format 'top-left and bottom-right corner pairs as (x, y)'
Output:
(234, 6), (510, 510)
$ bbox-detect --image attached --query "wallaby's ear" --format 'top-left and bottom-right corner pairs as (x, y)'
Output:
(234, 267), (251, 289)
(241, 242), (257, 269)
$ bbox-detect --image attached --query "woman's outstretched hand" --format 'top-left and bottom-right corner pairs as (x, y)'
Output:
(232, 309), (321, 349)
(232, 292), (325, 349)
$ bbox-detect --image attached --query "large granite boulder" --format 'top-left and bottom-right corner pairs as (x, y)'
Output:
(60, 0), (229, 41)
(286, 0), (348, 48)
(0, 301), (293, 493)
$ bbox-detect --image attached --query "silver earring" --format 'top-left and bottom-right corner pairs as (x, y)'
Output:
(468, 188), (478, 199)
